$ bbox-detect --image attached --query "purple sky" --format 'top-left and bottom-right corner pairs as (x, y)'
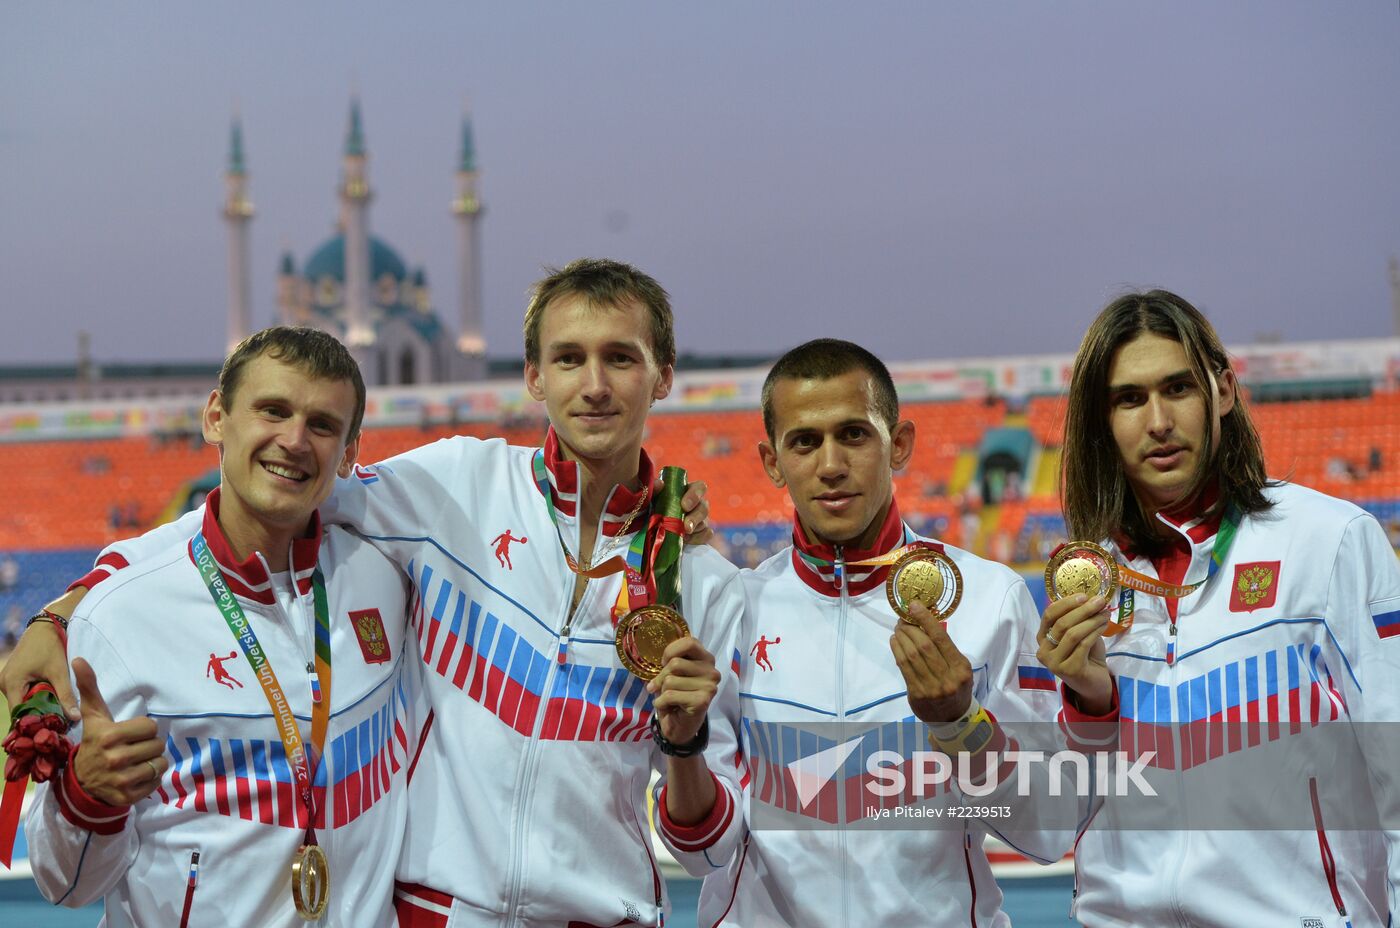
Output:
(3, 2), (1398, 367)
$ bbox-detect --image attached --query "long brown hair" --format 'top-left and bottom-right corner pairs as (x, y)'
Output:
(1060, 289), (1272, 552)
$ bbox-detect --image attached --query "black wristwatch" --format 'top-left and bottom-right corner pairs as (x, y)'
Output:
(651, 715), (710, 757)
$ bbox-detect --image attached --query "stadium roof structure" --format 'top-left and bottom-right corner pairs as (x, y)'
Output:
(0, 362), (221, 383)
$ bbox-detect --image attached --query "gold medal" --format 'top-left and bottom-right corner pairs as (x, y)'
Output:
(291, 843), (331, 920)
(1044, 541), (1132, 636)
(886, 548), (962, 625)
(615, 604), (690, 680)
(1044, 541), (1119, 602)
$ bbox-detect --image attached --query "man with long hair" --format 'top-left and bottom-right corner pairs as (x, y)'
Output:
(1039, 290), (1400, 926)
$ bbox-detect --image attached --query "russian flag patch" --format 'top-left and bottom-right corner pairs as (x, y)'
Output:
(1017, 665), (1057, 691)
(1373, 607), (1400, 641)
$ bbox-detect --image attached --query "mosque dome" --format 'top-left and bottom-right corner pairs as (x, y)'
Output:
(303, 234), (409, 283)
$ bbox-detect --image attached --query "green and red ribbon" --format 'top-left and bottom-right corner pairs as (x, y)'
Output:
(644, 465), (687, 612)
(1, 683), (73, 868)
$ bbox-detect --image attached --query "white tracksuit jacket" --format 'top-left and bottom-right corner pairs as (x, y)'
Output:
(1073, 482), (1400, 928)
(655, 502), (1104, 927)
(75, 429), (745, 928)
(26, 490), (421, 927)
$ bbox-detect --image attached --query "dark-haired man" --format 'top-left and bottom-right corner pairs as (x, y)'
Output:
(661, 339), (1108, 926)
(1039, 290), (1400, 926)
(26, 327), (421, 925)
(11, 260), (737, 928)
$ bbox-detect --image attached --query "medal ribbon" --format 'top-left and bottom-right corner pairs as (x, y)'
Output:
(1108, 503), (1241, 600)
(606, 467), (685, 622)
(796, 527), (929, 581)
(532, 450), (687, 625)
(644, 466), (688, 610)
(191, 532), (331, 837)
(532, 450), (637, 580)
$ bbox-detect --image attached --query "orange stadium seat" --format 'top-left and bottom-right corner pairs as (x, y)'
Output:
(3, 393), (1395, 572)
(1026, 395), (1068, 447)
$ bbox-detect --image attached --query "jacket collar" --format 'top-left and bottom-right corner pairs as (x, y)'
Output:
(537, 426), (656, 537)
(192, 487), (321, 605)
(1116, 481), (1223, 560)
(790, 498), (907, 598)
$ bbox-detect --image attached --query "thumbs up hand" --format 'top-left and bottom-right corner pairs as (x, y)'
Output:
(71, 658), (168, 807)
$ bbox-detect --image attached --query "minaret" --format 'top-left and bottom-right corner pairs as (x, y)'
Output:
(340, 97), (376, 376)
(277, 250), (301, 325)
(452, 111), (486, 381)
(223, 116), (254, 349)
(1389, 256), (1400, 337)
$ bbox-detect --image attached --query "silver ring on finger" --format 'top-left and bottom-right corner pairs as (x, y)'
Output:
(1045, 633), (1060, 647)
(146, 759), (160, 781)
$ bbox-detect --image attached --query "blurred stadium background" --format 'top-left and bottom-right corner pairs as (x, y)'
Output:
(2, 335), (1398, 925)
(3, 335), (1398, 642)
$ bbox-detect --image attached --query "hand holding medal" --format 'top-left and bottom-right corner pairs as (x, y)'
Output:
(890, 601), (977, 728)
(1044, 542), (1129, 635)
(886, 545), (962, 625)
(1044, 507), (1241, 637)
(613, 466), (719, 751)
(615, 466), (692, 681)
(801, 537), (964, 626)
(1036, 592), (1114, 715)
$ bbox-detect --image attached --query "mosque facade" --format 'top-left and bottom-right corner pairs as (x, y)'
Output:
(224, 99), (487, 386)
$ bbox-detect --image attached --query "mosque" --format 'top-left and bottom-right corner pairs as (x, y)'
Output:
(223, 99), (487, 386)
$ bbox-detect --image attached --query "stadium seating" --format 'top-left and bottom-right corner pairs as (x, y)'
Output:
(1, 391), (1395, 633)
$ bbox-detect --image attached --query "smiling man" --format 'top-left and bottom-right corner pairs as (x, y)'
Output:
(25, 327), (420, 925)
(662, 339), (1102, 926)
(9, 261), (736, 928)
(1038, 290), (1400, 927)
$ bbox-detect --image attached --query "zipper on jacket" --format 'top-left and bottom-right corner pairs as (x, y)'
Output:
(1309, 777), (1350, 923)
(178, 849), (200, 928)
(833, 547), (851, 928)
(507, 484), (634, 926)
(502, 597), (573, 927)
(1157, 559), (1189, 928)
(962, 831), (979, 927)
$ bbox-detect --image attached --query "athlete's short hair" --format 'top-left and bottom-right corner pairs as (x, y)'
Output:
(219, 326), (367, 438)
(1061, 289), (1272, 553)
(523, 258), (676, 369)
(761, 338), (900, 441)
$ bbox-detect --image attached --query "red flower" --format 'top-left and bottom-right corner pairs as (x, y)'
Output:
(32, 755), (57, 783)
(15, 715), (41, 738)
(6, 698), (74, 783)
(4, 736), (35, 763)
